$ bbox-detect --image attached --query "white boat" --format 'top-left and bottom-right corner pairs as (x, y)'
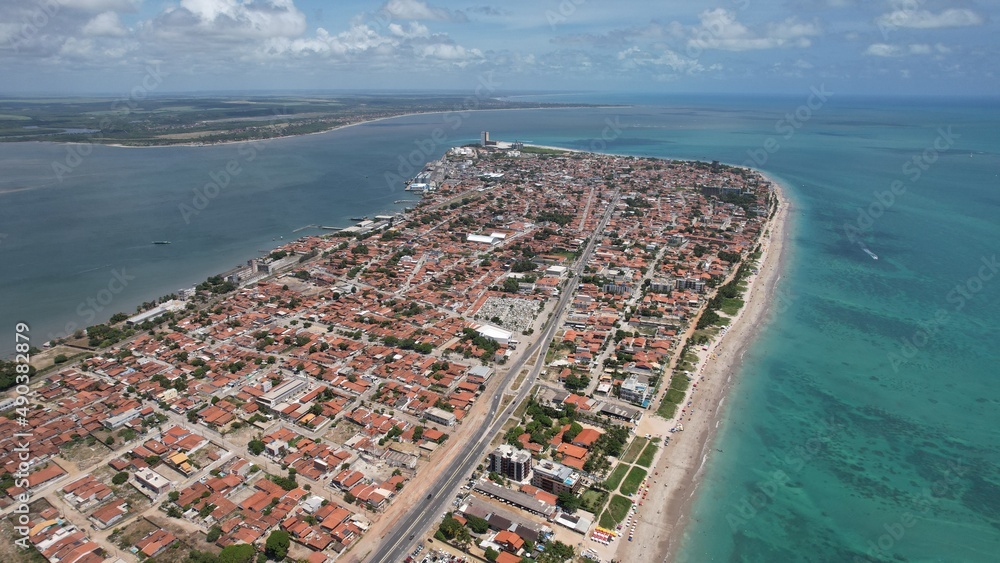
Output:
(863, 247), (878, 260)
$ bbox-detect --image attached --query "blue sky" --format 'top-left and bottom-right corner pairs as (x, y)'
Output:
(0, 0), (996, 95)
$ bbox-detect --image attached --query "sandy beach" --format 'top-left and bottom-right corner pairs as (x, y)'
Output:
(590, 177), (791, 563)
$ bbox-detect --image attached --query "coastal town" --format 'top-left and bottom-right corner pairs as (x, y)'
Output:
(2, 136), (781, 563)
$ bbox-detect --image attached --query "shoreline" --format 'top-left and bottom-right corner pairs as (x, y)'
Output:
(606, 175), (792, 563)
(8, 104), (621, 149)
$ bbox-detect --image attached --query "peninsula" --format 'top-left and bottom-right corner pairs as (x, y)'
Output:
(0, 94), (599, 147)
(1, 140), (785, 563)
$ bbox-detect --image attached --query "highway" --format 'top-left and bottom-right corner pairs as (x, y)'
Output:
(368, 190), (619, 563)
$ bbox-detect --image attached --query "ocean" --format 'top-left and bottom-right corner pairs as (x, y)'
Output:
(1, 94), (998, 561)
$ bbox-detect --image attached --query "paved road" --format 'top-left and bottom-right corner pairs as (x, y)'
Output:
(368, 190), (619, 563)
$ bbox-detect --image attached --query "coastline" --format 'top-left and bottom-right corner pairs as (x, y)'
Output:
(608, 175), (792, 563)
(26, 105), (620, 149)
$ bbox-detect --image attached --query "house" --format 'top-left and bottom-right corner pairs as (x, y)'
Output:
(90, 498), (129, 529)
(494, 529), (524, 553)
(135, 529), (178, 557)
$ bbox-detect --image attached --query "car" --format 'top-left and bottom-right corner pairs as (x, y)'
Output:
(427, 493), (433, 500)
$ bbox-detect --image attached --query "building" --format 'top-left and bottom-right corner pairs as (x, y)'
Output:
(257, 379), (307, 408)
(468, 365), (493, 382)
(596, 401), (643, 423)
(474, 324), (513, 346)
(102, 406), (142, 429)
(488, 445), (532, 482)
(125, 300), (185, 326)
(90, 499), (129, 529)
(675, 277), (706, 293)
(530, 460), (580, 495)
(134, 469), (171, 496)
(424, 407), (457, 427)
(619, 374), (650, 407)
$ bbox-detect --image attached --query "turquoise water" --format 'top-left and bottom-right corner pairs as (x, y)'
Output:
(1, 95), (998, 560)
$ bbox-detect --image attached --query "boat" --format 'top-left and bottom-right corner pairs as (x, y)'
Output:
(152, 241), (171, 245)
(862, 246), (878, 260)
(350, 216), (367, 222)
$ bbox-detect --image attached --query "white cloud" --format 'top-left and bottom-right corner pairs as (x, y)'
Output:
(864, 43), (943, 57)
(687, 9), (820, 51)
(82, 11), (128, 37)
(864, 43), (902, 57)
(387, 22), (430, 39)
(381, 0), (466, 22)
(152, 0), (308, 41)
(876, 8), (983, 29)
(61, 0), (140, 11)
(616, 46), (706, 75)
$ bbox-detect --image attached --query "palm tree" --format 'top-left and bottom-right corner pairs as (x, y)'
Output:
(454, 526), (472, 552)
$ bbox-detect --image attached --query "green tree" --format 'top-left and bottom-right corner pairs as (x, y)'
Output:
(466, 514), (490, 534)
(217, 544), (256, 563)
(437, 514), (463, 540)
(248, 439), (265, 456)
(206, 525), (222, 542)
(112, 472), (129, 485)
(557, 491), (581, 512)
(538, 540), (574, 563)
(484, 547), (500, 562)
(264, 530), (290, 560)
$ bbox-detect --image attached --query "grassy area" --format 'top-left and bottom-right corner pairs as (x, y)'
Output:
(620, 467), (648, 496)
(720, 297), (745, 316)
(603, 464), (629, 491)
(658, 362), (695, 419)
(620, 437), (648, 464)
(600, 494), (633, 528)
(656, 401), (677, 418)
(520, 145), (568, 155)
(580, 488), (609, 515)
(636, 441), (658, 468)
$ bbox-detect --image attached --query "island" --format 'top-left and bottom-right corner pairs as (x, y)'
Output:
(0, 139), (788, 563)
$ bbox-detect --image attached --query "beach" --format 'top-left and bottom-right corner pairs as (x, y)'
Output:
(595, 177), (791, 563)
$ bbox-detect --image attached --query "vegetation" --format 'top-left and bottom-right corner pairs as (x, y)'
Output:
(196, 275), (236, 295)
(0, 96), (592, 146)
(620, 437), (648, 464)
(537, 540), (575, 562)
(0, 359), (36, 391)
(600, 494), (633, 528)
(637, 441), (658, 468)
(620, 466), (648, 496)
(603, 464), (628, 491)
(580, 488), (608, 515)
(112, 472), (129, 485)
(264, 530), (290, 560)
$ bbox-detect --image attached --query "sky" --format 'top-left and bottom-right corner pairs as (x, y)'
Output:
(0, 0), (997, 96)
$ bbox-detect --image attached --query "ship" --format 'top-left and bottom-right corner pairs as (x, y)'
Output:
(152, 241), (171, 245)
(862, 247), (878, 260)
(351, 216), (368, 222)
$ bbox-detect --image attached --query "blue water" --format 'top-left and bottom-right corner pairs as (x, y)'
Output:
(1, 94), (998, 561)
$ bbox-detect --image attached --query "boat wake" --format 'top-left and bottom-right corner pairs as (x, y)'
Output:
(860, 244), (878, 260)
